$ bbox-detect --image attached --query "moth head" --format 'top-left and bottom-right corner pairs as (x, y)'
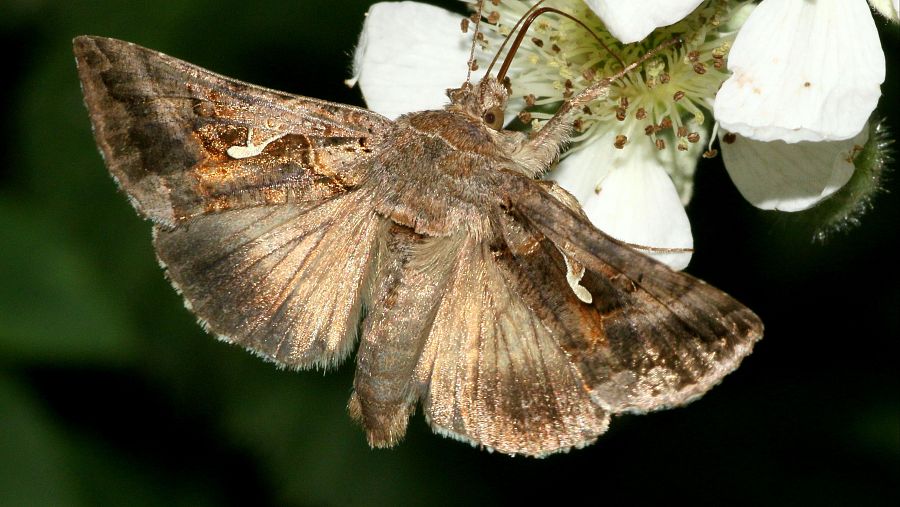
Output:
(445, 76), (509, 131)
(447, 0), (563, 132)
(451, 1), (626, 135)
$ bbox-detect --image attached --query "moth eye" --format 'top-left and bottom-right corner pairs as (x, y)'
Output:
(482, 106), (504, 131)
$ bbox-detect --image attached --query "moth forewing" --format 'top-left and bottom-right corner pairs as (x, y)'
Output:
(73, 35), (391, 227)
(75, 4), (762, 457)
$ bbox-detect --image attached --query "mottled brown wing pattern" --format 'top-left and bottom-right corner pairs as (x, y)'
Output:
(76, 35), (764, 457)
(75, 36), (392, 369)
(74, 36), (390, 226)
(349, 179), (760, 456)
(351, 231), (609, 456)
(501, 174), (763, 414)
(414, 236), (610, 456)
(154, 191), (382, 369)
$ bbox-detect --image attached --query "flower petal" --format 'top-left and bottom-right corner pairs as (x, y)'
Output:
(583, 0), (705, 43)
(869, 0), (899, 21)
(551, 133), (693, 269)
(655, 128), (708, 206)
(714, 0), (885, 143)
(350, 2), (474, 119)
(721, 127), (869, 212)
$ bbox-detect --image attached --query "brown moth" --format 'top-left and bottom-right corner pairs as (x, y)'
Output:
(73, 4), (762, 457)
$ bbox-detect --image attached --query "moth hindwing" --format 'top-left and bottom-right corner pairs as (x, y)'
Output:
(74, 31), (762, 457)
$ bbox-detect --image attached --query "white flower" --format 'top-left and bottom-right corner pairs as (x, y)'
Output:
(350, 0), (890, 267)
(582, 0), (706, 43)
(349, 2), (477, 120)
(350, 1), (737, 269)
(711, 0), (887, 211)
(868, 0), (899, 21)
(557, 129), (697, 269)
(580, 0), (889, 211)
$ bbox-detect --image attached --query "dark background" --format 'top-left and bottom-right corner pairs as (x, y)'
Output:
(0, 1), (897, 505)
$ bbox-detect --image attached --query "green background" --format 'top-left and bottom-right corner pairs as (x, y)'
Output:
(0, 0), (897, 505)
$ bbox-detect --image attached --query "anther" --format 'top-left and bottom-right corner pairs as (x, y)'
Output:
(614, 135), (627, 149)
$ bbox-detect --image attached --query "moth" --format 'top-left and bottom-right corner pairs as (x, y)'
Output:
(73, 4), (762, 457)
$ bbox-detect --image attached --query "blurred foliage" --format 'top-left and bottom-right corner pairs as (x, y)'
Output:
(0, 1), (897, 505)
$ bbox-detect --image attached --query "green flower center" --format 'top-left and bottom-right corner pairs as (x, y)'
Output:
(476, 0), (748, 153)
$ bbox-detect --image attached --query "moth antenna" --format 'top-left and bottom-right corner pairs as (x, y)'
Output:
(615, 241), (694, 254)
(485, 0), (549, 78)
(465, 0), (487, 84)
(494, 6), (626, 83)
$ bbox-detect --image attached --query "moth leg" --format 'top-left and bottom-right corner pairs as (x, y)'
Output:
(349, 230), (458, 448)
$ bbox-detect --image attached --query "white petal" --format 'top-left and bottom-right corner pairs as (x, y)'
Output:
(655, 128), (709, 206)
(869, 0), (899, 20)
(721, 127), (869, 212)
(550, 137), (613, 205)
(714, 0), (885, 143)
(551, 134), (693, 269)
(583, 0), (705, 43)
(351, 2), (475, 119)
